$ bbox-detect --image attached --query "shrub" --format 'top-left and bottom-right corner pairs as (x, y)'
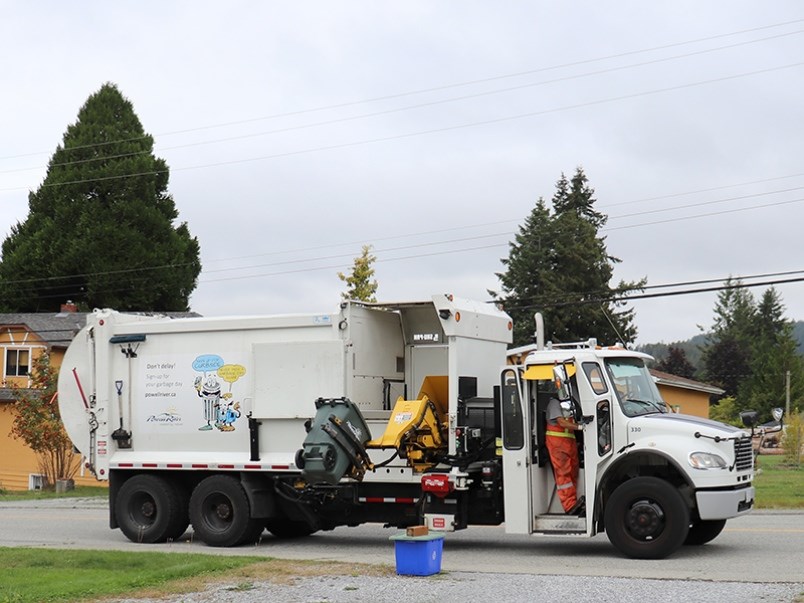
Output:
(781, 409), (803, 467)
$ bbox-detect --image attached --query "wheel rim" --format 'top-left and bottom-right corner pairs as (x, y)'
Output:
(625, 498), (666, 540)
(203, 493), (235, 532)
(129, 492), (157, 527)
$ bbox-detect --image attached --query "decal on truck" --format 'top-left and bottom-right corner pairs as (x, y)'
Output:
(191, 354), (247, 432)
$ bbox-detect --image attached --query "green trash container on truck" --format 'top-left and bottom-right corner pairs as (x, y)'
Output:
(296, 397), (373, 485)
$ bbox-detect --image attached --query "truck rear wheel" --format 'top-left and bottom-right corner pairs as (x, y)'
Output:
(115, 474), (188, 543)
(189, 475), (263, 547)
(604, 476), (689, 559)
(684, 519), (727, 545)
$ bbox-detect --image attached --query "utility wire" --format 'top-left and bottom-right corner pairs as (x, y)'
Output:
(0, 185), (800, 290)
(4, 57), (804, 196)
(5, 25), (804, 177)
(540, 275), (804, 309)
(3, 17), (802, 164)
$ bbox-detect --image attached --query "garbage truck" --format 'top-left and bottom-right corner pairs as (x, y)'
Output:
(57, 294), (755, 558)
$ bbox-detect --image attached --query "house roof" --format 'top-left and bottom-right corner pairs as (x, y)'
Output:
(650, 369), (725, 396)
(0, 312), (89, 348)
(0, 311), (202, 349)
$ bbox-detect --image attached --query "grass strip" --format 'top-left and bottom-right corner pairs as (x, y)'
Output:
(0, 547), (391, 603)
(0, 486), (108, 502)
(754, 454), (804, 509)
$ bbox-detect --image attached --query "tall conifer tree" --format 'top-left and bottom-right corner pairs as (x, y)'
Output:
(0, 83), (200, 312)
(493, 168), (643, 347)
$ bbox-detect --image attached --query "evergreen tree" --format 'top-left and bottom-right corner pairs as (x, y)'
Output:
(702, 279), (756, 396)
(709, 279), (757, 343)
(703, 334), (750, 397)
(0, 83), (200, 312)
(338, 244), (378, 302)
(738, 289), (804, 421)
(702, 284), (804, 421)
(654, 345), (696, 379)
(492, 199), (557, 345)
(492, 168), (644, 347)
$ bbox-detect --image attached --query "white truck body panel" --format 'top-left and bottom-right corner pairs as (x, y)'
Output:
(58, 295), (512, 482)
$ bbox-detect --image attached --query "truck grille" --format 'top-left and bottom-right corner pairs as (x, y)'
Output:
(733, 436), (753, 472)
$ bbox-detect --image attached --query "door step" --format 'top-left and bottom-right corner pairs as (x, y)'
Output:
(533, 514), (587, 534)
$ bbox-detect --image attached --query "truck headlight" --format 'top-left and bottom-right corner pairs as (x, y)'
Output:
(689, 451), (728, 469)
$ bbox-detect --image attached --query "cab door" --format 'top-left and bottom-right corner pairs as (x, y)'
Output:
(500, 366), (532, 534)
(576, 360), (614, 532)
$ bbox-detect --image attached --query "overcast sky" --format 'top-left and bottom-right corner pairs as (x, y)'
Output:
(2, 2), (804, 344)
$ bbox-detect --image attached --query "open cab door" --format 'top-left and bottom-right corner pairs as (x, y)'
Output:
(500, 366), (532, 533)
(503, 360), (598, 536)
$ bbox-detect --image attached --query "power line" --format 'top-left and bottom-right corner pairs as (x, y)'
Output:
(601, 171), (804, 209)
(4, 17), (803, 165)
(507, 275), (804, 312)
(6, 25), (804, 177)
(5, 58), (804, 196)
(0, 184), (799, 290)
(605, 195), (804, 232)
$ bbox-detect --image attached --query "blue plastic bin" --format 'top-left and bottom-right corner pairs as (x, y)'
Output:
(390, 532), (444, 576)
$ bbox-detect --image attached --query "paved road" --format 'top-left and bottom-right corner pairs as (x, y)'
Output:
(1, 498), (802, 587)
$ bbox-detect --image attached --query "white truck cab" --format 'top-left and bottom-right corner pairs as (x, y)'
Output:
(500, 339), (755, 558)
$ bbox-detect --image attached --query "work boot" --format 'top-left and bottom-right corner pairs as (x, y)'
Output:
(568, 495), (585, 516)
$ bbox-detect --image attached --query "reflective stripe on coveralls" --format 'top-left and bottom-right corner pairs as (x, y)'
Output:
(546, 426), (579, 512)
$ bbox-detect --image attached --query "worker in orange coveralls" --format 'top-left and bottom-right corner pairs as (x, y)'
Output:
(545, 394), (585, 515)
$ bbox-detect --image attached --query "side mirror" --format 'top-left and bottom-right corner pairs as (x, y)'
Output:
(552, 365), (570, 401)
(552, 364), (567, 387)
(772, 407), (784, 423)
(740, 410), (759, 428)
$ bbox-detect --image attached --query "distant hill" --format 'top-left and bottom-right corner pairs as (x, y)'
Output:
(638, 320), (804, 372)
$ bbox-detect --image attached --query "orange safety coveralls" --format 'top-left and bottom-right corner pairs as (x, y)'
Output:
(545, 424), (579, 512)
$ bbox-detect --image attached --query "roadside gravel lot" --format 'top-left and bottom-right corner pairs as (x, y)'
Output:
(111, 572), (803, 603)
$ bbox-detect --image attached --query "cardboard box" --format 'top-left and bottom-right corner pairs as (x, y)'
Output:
(406, 525), (429, 537)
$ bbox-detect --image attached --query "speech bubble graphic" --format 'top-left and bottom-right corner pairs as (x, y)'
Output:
(217, 364), (246, 390)
(192, 354), (224, 373)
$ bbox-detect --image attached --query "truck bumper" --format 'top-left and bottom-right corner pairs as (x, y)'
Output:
(696, 486), (755, 520)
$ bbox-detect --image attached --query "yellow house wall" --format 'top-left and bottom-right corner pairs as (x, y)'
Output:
(0, 329), (103, 491)
(658, 384), (710, 418)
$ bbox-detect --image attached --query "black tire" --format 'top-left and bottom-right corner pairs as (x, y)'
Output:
(189, 475), (263, 547)
(115, 474), (186, 544)
(165, 483), (190, 541)
(684, 519), (727, 545)
(265, 519), (317, 539)
(604, 477), (690, 559)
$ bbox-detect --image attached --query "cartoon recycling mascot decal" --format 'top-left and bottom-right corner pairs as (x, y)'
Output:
(192, 354), (247, 432)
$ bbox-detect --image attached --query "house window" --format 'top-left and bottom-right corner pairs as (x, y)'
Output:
(6, 349), (30, 377)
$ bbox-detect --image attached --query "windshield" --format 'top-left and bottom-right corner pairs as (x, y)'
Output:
(605, 357), (668, 417)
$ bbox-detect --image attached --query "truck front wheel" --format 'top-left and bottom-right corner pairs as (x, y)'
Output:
(115, 474), (188, 543)
(604, 477), (690, 559)
(684, 519), (727, 545)
(189, 475), (264, 547)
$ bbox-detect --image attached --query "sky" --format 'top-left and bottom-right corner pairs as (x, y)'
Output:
(2, 1), (804, 344)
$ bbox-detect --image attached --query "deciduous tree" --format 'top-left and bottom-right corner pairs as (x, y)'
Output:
(7, 353), (78, 487)
(338, 244), (378, 302)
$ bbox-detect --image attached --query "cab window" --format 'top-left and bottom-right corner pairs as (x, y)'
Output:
(583, 362), (608, 394)
(501, 368), (524, 450)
